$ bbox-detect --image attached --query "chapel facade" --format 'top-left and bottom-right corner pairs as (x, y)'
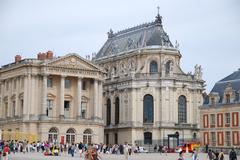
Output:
(93, 13), (205, 147)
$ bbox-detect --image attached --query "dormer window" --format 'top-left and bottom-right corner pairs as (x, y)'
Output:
(211, 97), (215, 105)
(226, 94), (230, 104)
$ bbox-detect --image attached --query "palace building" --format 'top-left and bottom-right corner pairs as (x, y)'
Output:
(93, 13), (205, 148)
(0, 52), (105, 144)
(200, 69), (240, 149)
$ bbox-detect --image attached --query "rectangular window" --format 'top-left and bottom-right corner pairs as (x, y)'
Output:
(20, 100), (24, 116)
(210, 97), (215, 105)
(47, 100), (53, 110)
(217, 113), (223, 127)
(225, 113), (230, 127)
(6, 81), (9, 91)
(81, 102), (87, 119)
(21, 78), (24, 89)
(232, 131), (239, 145)
(64, 101), (70, 111)
(225, 131), (231, 146)
(210, 114), (215, 127)
(82, 81), (86, 90)
(211, 132), (216, 146)
(203, 114), (209, 128)
(65, 79), (71, 89)
(47, 77), (53, 88)
(5, 102), (8, 118)
(232, 112), (239, 127)
(226, 94), (230, 103)
(217, 132), (224, 146)
(14, 79), (17, 90)
(203, 132), (209, 145)
(12, 101), (16, 117)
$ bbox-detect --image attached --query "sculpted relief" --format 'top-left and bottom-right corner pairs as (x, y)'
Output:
(102, 57), (137, 78)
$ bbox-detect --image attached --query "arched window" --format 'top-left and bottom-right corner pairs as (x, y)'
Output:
(178, 95), (187, 123)
(83, 129), (93, 144)
(150, 61), (158, 73)
(165, 60), (172, 75)
(106, 99), (111, 126)
(144, 132), (152, 144)
(115, 97), (120, 125)
(66, 128), (76, 143)
(143, 95), (154, 123)
(48, 127), (58, 143)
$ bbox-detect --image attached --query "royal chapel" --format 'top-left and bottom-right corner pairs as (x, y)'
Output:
(0, 13), (205, 148)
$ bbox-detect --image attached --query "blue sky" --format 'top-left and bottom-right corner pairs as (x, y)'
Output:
(0, 0), (239, 92)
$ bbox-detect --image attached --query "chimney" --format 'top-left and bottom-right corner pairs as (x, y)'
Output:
(15, 55), (22, 62)
(37, 52), (47, 60)
(46, 51), (53, 59)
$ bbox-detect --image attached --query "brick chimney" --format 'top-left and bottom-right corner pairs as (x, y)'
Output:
(15, 55), (22, 62)
(37, 52), (47, 60)
(46, 51), (53, 59)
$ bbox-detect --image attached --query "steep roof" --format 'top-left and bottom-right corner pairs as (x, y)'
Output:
(95, 14), (176, 60)
(210, 69), (240, 103)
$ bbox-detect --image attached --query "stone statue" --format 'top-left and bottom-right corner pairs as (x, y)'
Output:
(194, 64), (202, 79)
(175, 40), (179, 49)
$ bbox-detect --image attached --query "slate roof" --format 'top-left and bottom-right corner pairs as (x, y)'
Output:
(95, 14), (175, 60)
(208, 69), (240, 104)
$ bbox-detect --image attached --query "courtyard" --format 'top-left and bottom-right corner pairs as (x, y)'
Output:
(7, 152), (239, 160)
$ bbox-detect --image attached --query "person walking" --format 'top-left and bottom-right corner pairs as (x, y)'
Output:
(178, 151), (184, 160)
(191, 149), (198, 160)
(123, 142), (129, 160)
(229, 148), (237, 160)
(2, 144), (10, 160)
(207, 149), (214, 160)
(219, 149), (224, 160)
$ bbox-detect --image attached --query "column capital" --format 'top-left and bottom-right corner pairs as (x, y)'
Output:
(61, 74), (67, 78)
(41, 73), (49, 77)
(78, 76), (83, 80)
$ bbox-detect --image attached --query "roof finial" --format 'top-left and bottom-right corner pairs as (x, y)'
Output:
(155, 6), (162, 25)
(107, 28), (114, 38)
(157, 6), (160, 15)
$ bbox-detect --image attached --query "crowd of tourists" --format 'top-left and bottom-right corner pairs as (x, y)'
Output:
(0, 140), (239, 160)
(0, 140), (147, 160)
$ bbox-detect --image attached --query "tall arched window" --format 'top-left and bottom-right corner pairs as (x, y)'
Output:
(150, 61), (158, 73)
(48, 127), (58, 143)
(106, 99), (111, 126)
(66, 128), (76, 143)
(115, 97), (120, 125)
(83, 129), (93, 144)
(144, 132), (152, 144)
(178, 95), (187, 123)
(165, 60), (172, 75)
(143, 95), (154, 123)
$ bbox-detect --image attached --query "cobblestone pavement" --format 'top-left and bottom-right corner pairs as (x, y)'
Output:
(7, 152), (239, 160)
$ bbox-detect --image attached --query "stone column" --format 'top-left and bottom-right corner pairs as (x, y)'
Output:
(77, 77), (82, 119)
(0, 81), (3, 118)
(41, 74), (47, 120)
(23, 74), (29, 120)
(98, 81), (103, 119)
(93, 79), (98, 119)
(15, 77), (19, 117)
(60, 75), (65, 118)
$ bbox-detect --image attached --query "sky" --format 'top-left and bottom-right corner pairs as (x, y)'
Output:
(0, 0), (239, 92)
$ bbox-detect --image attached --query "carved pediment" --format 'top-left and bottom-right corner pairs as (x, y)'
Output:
(46, 53), (100, 71)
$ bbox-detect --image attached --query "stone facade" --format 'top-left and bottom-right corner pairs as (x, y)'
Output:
(93, 14), (205, 147)
(0, 53), (105, 144)
(200, 69), (240, 149)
